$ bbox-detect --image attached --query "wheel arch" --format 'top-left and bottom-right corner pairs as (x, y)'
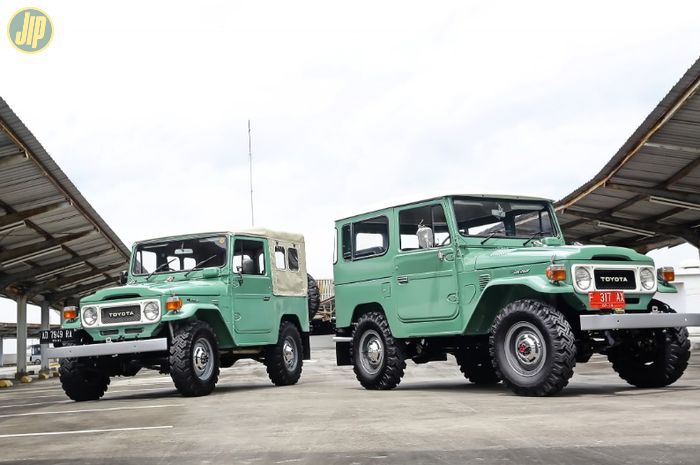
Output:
(192, 308), (234, 348)
(281, 314), (310, 360)
(466, 284), (579, 335)
(351, 302), (386, 324)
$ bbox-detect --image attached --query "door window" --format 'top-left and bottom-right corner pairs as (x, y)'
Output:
(341, 216), (389, 260)
(233, 239), (266, 275)
(398, 204), (451, 250)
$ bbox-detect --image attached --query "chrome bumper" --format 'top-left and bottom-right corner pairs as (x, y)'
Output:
(580, 313), (700, 331)
(46, 338), (168, 359)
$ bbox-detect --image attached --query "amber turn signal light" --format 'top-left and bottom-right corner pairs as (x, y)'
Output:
(63, 306), (78, 320)
(658, 266), (675, 283)
(166, 296), (183, 312)
(546, 264), (567, 283)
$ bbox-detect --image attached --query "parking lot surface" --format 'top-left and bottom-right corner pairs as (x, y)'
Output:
(1, 336), (699, 465)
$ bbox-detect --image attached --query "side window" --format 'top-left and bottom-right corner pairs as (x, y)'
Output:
(288, 248), (299, 271)
(333, 228), (338, 264)
(342, 216), (389, 260)
(341, 224), (352, 260)
(399, 204), (451, 251)
(274, 246), (286, 270)
(233, 239), (266, 275)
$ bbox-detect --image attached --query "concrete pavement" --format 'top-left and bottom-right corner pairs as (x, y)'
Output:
(0, 335), (699, 465)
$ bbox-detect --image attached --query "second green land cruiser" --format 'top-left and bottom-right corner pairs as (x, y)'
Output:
(333, 194), (699, 396)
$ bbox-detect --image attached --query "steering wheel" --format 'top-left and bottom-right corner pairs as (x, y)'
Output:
(438, 235), (451, 246)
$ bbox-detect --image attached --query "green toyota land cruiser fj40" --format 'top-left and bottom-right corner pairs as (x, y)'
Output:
(47, 229), (320, 401)
(333, 195), (699, 396)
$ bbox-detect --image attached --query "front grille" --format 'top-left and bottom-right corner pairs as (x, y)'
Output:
(101, 305), (141, 324)
(593, 269), (636, 290)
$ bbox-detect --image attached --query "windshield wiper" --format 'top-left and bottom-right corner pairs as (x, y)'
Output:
(184, 255), (217, 278)
(145, 258), (177, 281)
(480, 229), (505, 245)
(523, 231), (546, 246)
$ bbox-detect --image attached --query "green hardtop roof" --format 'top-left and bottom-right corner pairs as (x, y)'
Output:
(335, 193), (553, 223)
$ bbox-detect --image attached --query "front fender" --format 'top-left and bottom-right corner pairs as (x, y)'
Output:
(656, 280), (678, 293)
(465, 276), (570, 335)
(482, 275), (573, 294)
(161, 303), (234, 348)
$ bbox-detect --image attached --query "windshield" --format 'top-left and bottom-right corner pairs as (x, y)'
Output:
(132, 236), (227, 275)
(452, 197), (556, 239)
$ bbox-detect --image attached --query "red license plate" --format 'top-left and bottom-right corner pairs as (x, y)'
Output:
(589, 291), (626, 310)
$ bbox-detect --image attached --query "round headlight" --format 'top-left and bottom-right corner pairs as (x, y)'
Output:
(640, 268), (655, 290)
(143, 302), (160, 321)
(83, 306), (97, 326)
(575, 267), (592, 290)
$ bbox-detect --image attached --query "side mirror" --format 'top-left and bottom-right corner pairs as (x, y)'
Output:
(416, 224), (434, 249)
(202, 267), (220, 279)
(118, 270), (128, 285)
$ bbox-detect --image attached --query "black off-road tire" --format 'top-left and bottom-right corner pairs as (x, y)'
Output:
(352, 311), (406, 390)
(307, 274), (321, 320)
(59, 357), (110, 401)
(265, 320), (303, 386)
(169, 321), (220, 397)
(455, 337), (500, 384)
(607, 300), (690, 388)
(490, 299), (576, 396)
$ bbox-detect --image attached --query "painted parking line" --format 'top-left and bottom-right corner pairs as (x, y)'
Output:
(106, 387), (176, 395)
(0, 425), (173, 439)
(0, 400), (72, 409)
(0, 387), (177, 408)
(0, 403), (183, 419)
(0, 386), (63, 394)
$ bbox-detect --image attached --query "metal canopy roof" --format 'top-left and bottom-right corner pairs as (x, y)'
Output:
(556, 57), (700, 253)
(0, 97), (130, 308)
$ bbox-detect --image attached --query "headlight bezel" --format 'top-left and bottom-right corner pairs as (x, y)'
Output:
(143, 301), (160, 321)
(574, 266), (592, 291)
(639, 267), (655, 290)
(82, 306), (98, 326)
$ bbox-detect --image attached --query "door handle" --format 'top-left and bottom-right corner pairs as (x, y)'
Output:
(263, 296), (271, 301)
(438, 250), (455, 261)
(397, 276), (409, 284)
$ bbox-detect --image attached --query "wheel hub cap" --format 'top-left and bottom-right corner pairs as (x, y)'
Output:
(283, 338), (298, 371)
(192, 338), (214, 380)
(359, 330), (384, 375)
(504, 322), (546, 377)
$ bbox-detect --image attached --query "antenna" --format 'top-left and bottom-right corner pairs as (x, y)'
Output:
(248, 119), (254, 227)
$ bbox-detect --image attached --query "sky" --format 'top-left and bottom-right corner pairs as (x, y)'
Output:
(1, 1), (700, 351)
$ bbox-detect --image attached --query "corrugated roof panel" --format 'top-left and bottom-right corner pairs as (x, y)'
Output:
(557, 56), (700, 252)
(0, 97), (129, 307)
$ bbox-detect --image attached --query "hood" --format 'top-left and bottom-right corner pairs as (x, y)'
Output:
(82, 280), (224, 303)
(474, 245), (652, 270)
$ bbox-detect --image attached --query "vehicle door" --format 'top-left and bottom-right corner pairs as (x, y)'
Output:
(231, 237), (274, 335)
(393, 202), (459, 321)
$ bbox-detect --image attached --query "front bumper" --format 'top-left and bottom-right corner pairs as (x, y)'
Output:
(46, 338), (168, 359)
(580, 313), (700, 331)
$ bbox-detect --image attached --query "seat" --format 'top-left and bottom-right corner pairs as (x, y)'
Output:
(241, 257), (255, 274)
